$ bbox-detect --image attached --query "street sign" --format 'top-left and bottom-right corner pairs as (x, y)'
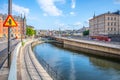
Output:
(3, 15), (18, 27)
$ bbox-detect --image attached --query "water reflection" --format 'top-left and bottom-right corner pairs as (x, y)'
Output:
(33, 43), (120, 80)
(89, 57), (120, 70)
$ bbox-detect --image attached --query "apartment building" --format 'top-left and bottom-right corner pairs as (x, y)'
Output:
(0, 14), (26, 38)
(89, 11), (120, 36)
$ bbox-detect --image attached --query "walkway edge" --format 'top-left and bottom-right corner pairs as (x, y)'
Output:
(8, 42), (21, 80)
(29, 43), (53, 80)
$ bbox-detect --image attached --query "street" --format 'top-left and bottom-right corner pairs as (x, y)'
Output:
(0, 39), (20, 68)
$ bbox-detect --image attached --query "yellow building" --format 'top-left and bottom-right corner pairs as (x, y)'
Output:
(89, 11), (120, 36)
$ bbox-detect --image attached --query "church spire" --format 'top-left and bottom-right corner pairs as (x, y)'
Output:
(93, 12), (96, 18)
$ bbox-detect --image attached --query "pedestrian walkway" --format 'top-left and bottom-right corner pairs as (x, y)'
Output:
(0, 39), (53, 80)
(29, 45), (53, 80)
(18, 40), (53, 80)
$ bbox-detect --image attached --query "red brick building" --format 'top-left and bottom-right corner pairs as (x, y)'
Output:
(0, 14), (26, 39)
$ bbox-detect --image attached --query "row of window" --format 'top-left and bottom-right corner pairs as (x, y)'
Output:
(108, 22), (117, 26)
(3, 34), (21, 37)
(108, 27), (118, 31)
(107, 17), (117, 20)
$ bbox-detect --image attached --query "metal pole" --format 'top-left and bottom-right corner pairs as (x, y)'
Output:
(21, 14), (22, 42)
(8, 0), (12, 68)
(22, 15), (24, 41)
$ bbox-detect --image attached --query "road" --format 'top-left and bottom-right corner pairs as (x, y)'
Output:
(64, 36), (120, 45)
(0, 39), (20, 69)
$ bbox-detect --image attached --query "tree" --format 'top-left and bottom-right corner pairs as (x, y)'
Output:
(26, 27), (35, 36)
(83, 30), (89, 36)
(34, 30), (36, 36)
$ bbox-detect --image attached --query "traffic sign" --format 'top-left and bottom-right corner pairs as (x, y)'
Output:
(3, 15), (18, 27)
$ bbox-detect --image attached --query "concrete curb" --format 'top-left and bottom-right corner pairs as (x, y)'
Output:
(29, 43), (53, 80)
(8, 42), (21, 80)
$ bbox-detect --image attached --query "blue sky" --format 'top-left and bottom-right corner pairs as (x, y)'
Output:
(0, 0), (120, 30)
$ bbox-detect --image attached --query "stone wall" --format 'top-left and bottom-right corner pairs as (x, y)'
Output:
(63, 39), (120, 60)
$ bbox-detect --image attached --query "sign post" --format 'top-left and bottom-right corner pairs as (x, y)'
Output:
(3, 0), (17, 68)
(8, 0), (12, 68)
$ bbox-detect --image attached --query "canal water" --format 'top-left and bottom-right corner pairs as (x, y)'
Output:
(33, 43), (120, 80)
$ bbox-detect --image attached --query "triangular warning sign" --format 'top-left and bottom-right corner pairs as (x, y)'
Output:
(3, 15), (18, 27)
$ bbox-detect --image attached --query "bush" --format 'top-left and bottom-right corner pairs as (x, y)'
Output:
(22, 41), (25, 46)
(83, 30), (89, 36)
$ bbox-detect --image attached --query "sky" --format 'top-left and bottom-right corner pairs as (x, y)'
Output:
(0, 0), (120, 30)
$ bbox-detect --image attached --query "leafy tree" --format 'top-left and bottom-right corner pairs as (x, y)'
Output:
(34, 30), (36, 35)
(26, 27), (35, 36)
(83, 30), (89, 36)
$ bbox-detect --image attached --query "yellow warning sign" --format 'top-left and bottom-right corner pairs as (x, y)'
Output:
(3, 15), (18, 27)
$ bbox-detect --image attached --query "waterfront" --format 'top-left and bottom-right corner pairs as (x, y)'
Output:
(33, 43), (120, 80)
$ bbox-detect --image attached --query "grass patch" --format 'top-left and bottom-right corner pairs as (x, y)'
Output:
(22, 41), (25, 46)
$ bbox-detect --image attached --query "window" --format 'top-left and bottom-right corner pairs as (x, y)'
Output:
(114, 28), (116, 31)
(111, 17), (113, 20)
(108, 28), (109, 31)
(3, 28), (5, 32)
(108, 17), (109, 20)
(111, 28), (113, 31)
(3, 34), (6, 37)
(108, 22), (110, 26)
(111, 22), (113, 26)
(114, 17), (116, 20)
(114, 22), (116, 26)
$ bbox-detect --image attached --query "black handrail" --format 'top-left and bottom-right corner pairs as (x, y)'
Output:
(0, 42), (19, 69)
(35, 53), (66, 80)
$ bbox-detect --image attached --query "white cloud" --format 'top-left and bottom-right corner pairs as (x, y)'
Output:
(70, 12), (75, 16)
(37, 0), (62, 16)
(43, 13), (48, 16)
(71, 0), (76, 9)
(13, 3), (29, 15)
(114, 0), (120, 4)
(74, 22), (82, 26)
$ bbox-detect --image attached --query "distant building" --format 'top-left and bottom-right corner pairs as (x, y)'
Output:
(89, 10), (120, 36)
(77, 26), (89, 33)
(37, 30), (48, 36)
(75, 26), (89, 36)
(0, 14), (26, 38)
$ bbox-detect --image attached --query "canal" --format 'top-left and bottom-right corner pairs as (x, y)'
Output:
(33, 43), (120, 80)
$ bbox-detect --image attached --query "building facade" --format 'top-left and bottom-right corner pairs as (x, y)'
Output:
(0, 14), (26, 39)
(89, 11), (120, 36)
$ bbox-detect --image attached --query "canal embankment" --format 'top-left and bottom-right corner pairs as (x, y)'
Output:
(53, 37), (120, 60)
(17, 39), (53, 80)
(33, 42), (120, 80)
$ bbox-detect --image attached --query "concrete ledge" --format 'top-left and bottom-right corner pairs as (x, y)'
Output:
(29, 43), (53, 80)
(8, 42), (21, 80)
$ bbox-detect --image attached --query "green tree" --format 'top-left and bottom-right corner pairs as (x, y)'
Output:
(26, 27), (35, 36)
(34, 30), (36, 35)
(83, 30), (89, 36)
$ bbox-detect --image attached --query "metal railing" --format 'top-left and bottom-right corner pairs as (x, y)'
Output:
(0, 42), (19, 69)
(34, 52), (66, 80)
